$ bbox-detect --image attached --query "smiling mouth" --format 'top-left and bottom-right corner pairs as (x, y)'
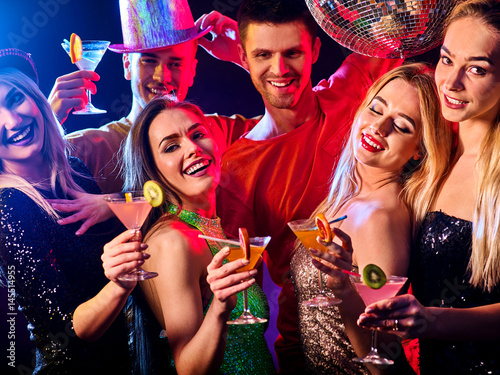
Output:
(445, 94), (467, 105)
(269, 79), (294, 88)
(149, 86), (176, 97)
(7, 125), (33, 145)
(362, 134), (384, 150)
(185, 160), (210, 175)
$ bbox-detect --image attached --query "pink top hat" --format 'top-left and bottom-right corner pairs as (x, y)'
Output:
(109, 0), (212, 53)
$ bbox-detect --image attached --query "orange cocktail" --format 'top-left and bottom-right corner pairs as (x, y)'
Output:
(226, 244), (266, 272)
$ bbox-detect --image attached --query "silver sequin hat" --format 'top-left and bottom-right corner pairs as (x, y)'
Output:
(109, 0), (213, 53)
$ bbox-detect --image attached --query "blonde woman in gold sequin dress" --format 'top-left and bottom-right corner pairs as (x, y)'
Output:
(289, 64), (452, 374)
(111, 98), (275, 374)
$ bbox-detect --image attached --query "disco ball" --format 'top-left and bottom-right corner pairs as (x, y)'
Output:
(305, 0), (458, 58)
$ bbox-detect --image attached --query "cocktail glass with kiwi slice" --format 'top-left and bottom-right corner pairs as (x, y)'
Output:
(351, 264), (407, 365)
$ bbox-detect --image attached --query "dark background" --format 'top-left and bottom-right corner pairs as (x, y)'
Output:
(0, 1), (439, 374)
(0, 0), (351, 135)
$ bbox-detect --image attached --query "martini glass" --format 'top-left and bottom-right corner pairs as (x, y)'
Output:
(104, 191), (158, 281)
(288, 218), (342, 307)
(351, 273), (408, 365)
(199, 234), (270, 324)
(61, 39), (110, 114)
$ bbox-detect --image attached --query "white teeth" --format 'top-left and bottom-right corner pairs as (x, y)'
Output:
(185, 160), (209, 175)
(447, 96), (466, 105)
(363, 134), (383, 150)
(11, 127), (30, 143)
(150, 88), (168, 95)
(270, 81), (291, 87)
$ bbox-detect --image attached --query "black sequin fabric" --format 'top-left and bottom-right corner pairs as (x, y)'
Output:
(290, 246), (369, 375)
(411, 211), (500, 375)
(0, 157), (130, 374)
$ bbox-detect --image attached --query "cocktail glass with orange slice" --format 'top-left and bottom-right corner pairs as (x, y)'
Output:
(288, 214), (346, 307)
(61, 35), (110, 115)
(199, 232), (271, 325)
(104, 191), (158, 281)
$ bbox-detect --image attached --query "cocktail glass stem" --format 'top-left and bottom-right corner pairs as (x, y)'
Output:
(317, 269), (326, 295)
(130, 228), (141, 242)
(241, 290), (253, 318)
(353, 331), (394, 365)
(302, 269), (341, 307)
(117, 228), (157, 281)
(228, 287), (267, 325)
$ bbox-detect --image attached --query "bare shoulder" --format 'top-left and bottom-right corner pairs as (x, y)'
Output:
(348, 196), (410, 234)
(347, 197), (411, 276)
(144, 218), (211, 265)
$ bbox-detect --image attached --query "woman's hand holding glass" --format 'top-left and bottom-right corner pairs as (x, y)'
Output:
(101, 230), (150, 290)
(357, 293), (433, 340)
(206, 247), (259, 315)
(310, 227), (354, 294)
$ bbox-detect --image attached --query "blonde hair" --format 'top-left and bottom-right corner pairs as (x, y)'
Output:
(0, 69), (84, 219)
(311, 64), (452, 233)
(445, 0), (500, 291)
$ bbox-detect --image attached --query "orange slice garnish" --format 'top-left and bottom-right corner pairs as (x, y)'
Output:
(239, 228), (250, 260)
(70, 33), (82, 64)
(315, 213), (333, 242)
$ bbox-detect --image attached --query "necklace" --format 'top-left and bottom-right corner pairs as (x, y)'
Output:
(167, 203), (226, 255)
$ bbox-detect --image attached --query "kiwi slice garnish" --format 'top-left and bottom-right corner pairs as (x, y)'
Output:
(143, 180), (164, 207)
(362, 264), (387, 289)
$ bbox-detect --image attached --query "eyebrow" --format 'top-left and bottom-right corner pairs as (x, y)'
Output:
(373, 96), (416, 129)
(441, 46), (495, 66)
(250, 45), (304, 57)
(141, 53), (185, 62)
(158, 123), (203, 148)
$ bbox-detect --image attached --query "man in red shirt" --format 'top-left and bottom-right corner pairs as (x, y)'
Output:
(199, 0), (401, 372)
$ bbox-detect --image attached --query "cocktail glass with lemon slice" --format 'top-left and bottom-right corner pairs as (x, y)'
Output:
(61, 34), (110, 115)
(199, 230), (270, 325)
(104, 190), (158, 281)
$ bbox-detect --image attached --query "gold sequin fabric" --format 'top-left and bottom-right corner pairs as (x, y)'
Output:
(290, 246), (369, 374)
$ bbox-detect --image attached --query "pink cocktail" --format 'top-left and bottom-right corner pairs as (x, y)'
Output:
(106, 199), (152, 232)
(354, 278), (407, 306)
(104, 191), (157, 281)
(351, 273), (407, 366)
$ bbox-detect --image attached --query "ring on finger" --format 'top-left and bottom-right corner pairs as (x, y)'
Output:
(393, 319), (399, 331)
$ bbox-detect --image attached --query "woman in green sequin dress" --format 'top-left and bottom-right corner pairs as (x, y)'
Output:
(114, 98), (275, 374)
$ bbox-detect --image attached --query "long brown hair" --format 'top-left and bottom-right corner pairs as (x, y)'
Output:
(120, 98), (211, 230)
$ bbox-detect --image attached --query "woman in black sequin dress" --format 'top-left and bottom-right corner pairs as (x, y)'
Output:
(358, 1), (500, 374)
(0, 50), (140, 374)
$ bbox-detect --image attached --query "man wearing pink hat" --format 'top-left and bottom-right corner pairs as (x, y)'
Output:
(49, 0), (255, 195)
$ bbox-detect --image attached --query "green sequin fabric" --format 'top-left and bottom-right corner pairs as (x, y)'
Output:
(167, 204), (276, 374)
